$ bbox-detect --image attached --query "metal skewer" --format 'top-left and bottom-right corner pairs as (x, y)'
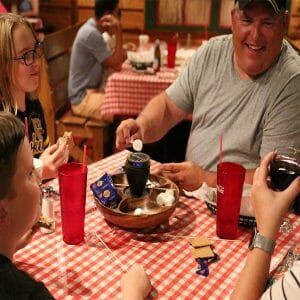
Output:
(95, 233), (128, 272)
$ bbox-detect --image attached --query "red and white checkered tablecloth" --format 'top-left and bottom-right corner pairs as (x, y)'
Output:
(15, 151), (300, 299)
(101, 67), (175, 119)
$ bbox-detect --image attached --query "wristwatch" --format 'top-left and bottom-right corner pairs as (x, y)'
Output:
(249, 227), (276, 255)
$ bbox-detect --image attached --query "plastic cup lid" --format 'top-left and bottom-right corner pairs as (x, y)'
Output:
(126, 152), (150, 168)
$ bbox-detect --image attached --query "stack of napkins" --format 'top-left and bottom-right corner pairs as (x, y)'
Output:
(184, 182), (254, 217)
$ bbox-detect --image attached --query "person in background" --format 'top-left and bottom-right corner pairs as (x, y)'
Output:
(69, 0), (135, 122)
(18, 0), (39, 18)
(0, 1), (39, 17)
(115, 0), (300, 191)
(0, 111), (151, 299)
(0, 13), (68, 179)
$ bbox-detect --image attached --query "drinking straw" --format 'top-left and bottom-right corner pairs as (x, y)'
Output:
(82, 144), (87, 167)
(24, 117), (29, 138)
(204, 26), (208, 40)
(219, 134), (223, 164)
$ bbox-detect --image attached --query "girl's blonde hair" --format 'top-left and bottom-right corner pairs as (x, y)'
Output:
(0, 13), (40, 113)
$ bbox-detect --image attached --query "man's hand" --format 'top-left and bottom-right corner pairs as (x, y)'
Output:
(115, 118), (142, 150)
(157, 161), (207, 191)
(99, 14), (121, 35)
(123, 42), (137, 52)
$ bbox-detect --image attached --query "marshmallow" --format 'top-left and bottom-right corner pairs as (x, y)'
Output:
(132, 139), (143, 152)
(134, 208), (144, 215)
(156, 191), (175, 207)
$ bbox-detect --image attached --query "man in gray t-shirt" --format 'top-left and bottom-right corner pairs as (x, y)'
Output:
(115, 0), (300, 191)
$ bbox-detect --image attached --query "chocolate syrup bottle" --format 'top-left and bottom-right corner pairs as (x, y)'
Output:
(153, 39), (161, 73)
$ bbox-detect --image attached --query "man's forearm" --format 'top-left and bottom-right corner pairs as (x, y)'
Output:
(136, 92), (186, 143)
(111, 29), (123, 70)
(203, 168), (255, 188)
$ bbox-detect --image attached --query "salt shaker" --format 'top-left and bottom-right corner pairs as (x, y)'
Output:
(41, 187), (55, 233)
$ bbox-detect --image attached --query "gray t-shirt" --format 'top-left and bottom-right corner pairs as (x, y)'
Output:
(167, 34), (300, 171)
(68, 18), (111, 105)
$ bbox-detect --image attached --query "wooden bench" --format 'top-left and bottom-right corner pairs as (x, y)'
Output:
(39, 23), (111, 164)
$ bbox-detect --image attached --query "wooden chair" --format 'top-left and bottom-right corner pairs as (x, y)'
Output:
(39, 23), (111, 164)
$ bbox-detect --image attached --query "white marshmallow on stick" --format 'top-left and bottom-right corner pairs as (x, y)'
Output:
(132, 139), (143, 152)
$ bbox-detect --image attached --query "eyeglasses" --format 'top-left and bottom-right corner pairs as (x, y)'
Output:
(13, 42), (43, 66)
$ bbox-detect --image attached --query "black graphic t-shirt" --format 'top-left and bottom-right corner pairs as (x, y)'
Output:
(0, 98), (49, 158)
(16, 98), (50, 158)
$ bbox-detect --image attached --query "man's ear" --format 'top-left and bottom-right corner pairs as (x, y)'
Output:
(283, 11), (289, 30)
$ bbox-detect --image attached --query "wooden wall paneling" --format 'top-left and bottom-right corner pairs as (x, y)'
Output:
(119, 0), (145, 10)
(40, 0), (77, 30)
(288, 0), (300, 38)
(77, 0), (94, 23)
(121, 10), (144, 31)
(78, 8), (94, 22)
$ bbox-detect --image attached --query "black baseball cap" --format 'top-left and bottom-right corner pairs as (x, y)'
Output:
(235, 0), (287, 14)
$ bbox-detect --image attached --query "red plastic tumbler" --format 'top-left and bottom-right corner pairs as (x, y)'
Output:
(58, 163), (87, 244)
(216, 162), (245, 239)
(167, 35), (177, 68)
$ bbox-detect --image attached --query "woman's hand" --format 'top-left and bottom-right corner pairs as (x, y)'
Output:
(251, 152), (300, 239)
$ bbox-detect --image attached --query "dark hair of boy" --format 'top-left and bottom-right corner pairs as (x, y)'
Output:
(0, 112), (25, 199)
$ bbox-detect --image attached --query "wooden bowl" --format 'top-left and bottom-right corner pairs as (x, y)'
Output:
(94, 173), (179, 229)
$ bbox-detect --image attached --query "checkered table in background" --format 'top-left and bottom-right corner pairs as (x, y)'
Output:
(101, 66), (175, 120)
(15, 151), (300, 299)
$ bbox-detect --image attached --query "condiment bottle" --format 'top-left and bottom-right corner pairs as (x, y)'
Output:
(167, 34), (177, 68)
(41, 187), (55, 234)
(153, 39), (161, 72)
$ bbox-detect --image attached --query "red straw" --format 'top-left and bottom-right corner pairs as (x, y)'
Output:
(82, 144), (87, 167)
(24, 117), (29, 138)
(219, 135), (223, 164)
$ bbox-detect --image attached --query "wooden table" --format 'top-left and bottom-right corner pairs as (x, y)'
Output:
(15, 151), (300, 299)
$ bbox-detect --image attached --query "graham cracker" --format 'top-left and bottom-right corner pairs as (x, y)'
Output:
(191, 246), (215, 259)
(189, 236), (212, 248)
